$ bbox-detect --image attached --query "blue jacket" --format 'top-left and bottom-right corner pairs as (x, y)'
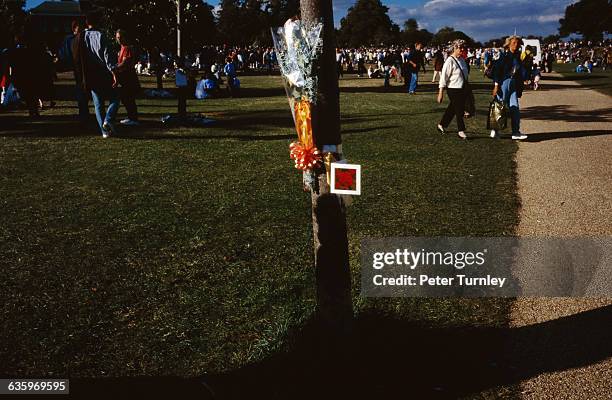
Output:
(493, 50), (527, 84)
(223, 62), (236, 78)
(493, 50), (527, 95)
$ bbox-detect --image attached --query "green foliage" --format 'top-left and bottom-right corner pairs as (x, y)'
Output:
(403, 18), (418, 32)
(559, 0), (612, 41)
(89, 0), (217, 51)
(0, 0), (26, 47)
(216, 0), (244, 44)
(431, 26), (475, 47)
(210, 0), (299, 46)
(265, 0), (300, 31)
(337, 0), (400, 47)
(401, 18), (434, 46)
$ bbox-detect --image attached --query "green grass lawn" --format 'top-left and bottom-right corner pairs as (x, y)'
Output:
(0, 69), (519, 396)
(554, 62), (612, 97)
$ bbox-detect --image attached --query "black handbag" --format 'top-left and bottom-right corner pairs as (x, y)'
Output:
(451, 57), (475, 118)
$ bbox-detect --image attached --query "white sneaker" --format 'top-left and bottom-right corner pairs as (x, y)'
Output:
(120, 119), (140, 126)
(102, 121), (116, 136)
(101, 122), (111, 138)
(490, 130), (497, 138)
(512, 133), (528, 140)
(457, 131), (467, 139)
(437, 124), (445, 134)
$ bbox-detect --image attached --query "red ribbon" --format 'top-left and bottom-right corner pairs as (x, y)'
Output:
(289, 141), (322, 171)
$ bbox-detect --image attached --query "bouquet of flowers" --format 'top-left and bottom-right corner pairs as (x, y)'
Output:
(272, 19), (325, 187)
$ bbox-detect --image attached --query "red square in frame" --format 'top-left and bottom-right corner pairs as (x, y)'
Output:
(330, 163), (361, 195)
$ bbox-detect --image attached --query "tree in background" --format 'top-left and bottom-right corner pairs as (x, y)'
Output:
(216, 0), (300, 46)
(0, 0), (26, 48)
(240, 0), (269, 45)
(266, 0), (300, 31)
(217, 0), (247, 44)
(337, 0), (399, 47)
(559, 0), (611, 42)
(400, 18), (433, 45)
(431, 26), (474, 47)
(90, 0), (216, 52)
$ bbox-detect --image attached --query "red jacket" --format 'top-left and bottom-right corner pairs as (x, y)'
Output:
(114, 45), (140, 90)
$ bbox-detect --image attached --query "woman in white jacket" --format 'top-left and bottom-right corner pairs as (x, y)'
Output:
(436, 40), (470, 139)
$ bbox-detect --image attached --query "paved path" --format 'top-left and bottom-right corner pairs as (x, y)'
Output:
(511, 73), (612, 399)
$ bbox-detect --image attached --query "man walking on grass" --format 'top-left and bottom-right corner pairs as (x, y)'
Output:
(72, 12), (119, 138)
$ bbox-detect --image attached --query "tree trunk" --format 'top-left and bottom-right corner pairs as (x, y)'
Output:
(300, 0), (353, 331)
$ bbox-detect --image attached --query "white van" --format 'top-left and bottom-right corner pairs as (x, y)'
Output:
(522, 39), (542, 65)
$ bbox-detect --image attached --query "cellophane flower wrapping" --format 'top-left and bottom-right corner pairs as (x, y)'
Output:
(272, 19), (325, 186)
(271, 20), (323, 108)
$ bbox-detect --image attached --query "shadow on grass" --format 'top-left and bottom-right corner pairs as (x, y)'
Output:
(206, 305), (611, 399)
(532, 83), (610, 91)
(340, 81), (497, 95)
(65, 305), (612, 399)
(524, 130), (612, 142)
(117, 124), (399, 141)
(0, 113), (398, 141)
(521, 105), (612, 123)
(0, 111), (295, 138)
(541, 74), (602, 82)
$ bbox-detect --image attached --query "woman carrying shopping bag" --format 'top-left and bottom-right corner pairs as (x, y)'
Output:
(490, 35), (528, 140)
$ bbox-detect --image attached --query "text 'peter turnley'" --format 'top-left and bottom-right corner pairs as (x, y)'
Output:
(371, 248), (507, 288)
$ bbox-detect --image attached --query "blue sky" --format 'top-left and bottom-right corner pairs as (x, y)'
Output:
(26, 0), (576, 42)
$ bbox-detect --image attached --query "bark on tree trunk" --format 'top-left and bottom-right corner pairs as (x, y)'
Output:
(301, 0), (353, 331)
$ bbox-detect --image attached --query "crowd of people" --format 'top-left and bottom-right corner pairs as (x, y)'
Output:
(1, 12), (611, 139)
(0, 13), (273, 136)
(332, 38), (611, 140)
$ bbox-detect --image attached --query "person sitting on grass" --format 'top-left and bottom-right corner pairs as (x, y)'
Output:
(368, 66), (382, 78)
(195, 73), (219, 99)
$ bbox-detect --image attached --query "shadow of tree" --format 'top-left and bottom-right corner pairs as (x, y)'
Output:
(202, 305), (611, 399)
(64, 305), (611, 399)
(0, 112), (398, 140)
(541, 74), (601, 82)
(521, 105), (612, 123)
(524, 130), (612, 142)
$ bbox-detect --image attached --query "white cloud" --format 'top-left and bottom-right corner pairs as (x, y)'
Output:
(387, 5), (418, 24)
(537, 14), (564, 23)
(333, 0), (576, 41)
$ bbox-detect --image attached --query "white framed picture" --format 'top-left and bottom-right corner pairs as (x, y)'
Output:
(330, 163), (361, 195)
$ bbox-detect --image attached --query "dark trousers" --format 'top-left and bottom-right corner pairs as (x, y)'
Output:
(120, 87), (139, 121)
(177, 86), (187, 117)
(16, 85), (38, 116)
(440, 87), (466, 132)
